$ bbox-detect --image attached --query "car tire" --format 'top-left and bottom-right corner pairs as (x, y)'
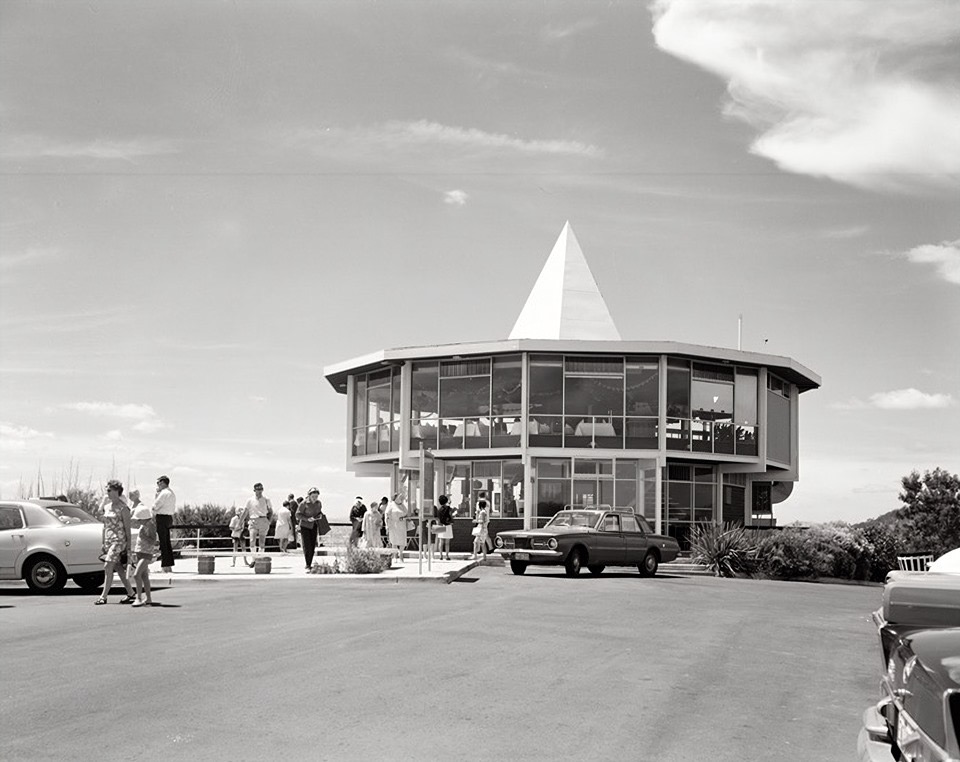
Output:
(587, 564), (605, 576)
(24, 555), (68, 594)
(565, 548), (584, 577)
(639, 551), (659, 577)
(72, 572), (104, 591)
(510, 560), (528, 575)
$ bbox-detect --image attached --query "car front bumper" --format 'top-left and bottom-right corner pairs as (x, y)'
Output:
(857, 705), (895, 762)
(497, 549), (563, 561)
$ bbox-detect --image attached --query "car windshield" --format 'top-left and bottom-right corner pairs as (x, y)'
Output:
(545, 511), (598, 529)
(43, 505), (99, 525)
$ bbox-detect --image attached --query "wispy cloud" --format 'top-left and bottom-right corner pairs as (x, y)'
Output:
(286, 120), (603, 163)
(0, 422), (53, 451)
(651, 0), (960, 192)
(542, 18), (600, 42)
(832, 388), (955, 410)
(820, 225), (869, 240)
(900, 238), (960, 285)
(63, 402), (169, 432)
(0, 247), (62, 272)
(444, 189), (468, 206)
(1, 135), (180, 163)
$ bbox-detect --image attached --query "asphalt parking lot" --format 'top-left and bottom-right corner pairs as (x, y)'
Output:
(1, 567), (881, 762)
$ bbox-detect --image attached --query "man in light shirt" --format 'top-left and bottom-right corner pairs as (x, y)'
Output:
(153, 475), (177, 573)
(241, 482), (273, 556)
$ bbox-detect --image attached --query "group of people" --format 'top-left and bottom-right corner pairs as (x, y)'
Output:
(95, 474), (176, 606)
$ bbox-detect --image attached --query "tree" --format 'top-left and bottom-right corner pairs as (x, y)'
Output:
(897, 467), (960, 556)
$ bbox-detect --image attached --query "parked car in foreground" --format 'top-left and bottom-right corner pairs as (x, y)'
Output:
(0, 500), (103, 593)
(858, 571), (960, 762)
(494, 509), (680, 577)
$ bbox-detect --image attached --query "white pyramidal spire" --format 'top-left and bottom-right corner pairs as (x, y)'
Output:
(508, 221), (621, 341)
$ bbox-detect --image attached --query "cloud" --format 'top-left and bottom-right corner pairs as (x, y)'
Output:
(650, 0), (960, 192)
(64, 402), (169, 432)
(820, 225), (869, 240)
(0, 422), (53, 451)
(901, 238), (960, 285)
(0, 247), (62, 272)
(444, 189), (468, 206)
(1, 135), (180, 163)
(833, 388), (955, 410)
(542, 19), (600, 41)
(104, 430), (124, 442)
(287, 120), (603, 162)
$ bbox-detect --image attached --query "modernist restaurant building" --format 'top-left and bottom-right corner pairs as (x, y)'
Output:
(324, 223), (821, 550)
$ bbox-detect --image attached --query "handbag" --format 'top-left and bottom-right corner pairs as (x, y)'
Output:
(471, 526), (481, 536)
(317, 514), (332, 536)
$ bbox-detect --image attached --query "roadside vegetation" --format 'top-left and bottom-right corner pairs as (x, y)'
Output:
(691, 467), (959, 582)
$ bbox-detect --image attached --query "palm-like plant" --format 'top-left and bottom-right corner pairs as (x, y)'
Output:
(690, 522), (760, 578)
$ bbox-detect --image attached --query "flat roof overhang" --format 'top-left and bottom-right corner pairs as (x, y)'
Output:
(324, 339), (821, 395)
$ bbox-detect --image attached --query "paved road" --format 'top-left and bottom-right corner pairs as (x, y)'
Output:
(1, 568), (881, 761)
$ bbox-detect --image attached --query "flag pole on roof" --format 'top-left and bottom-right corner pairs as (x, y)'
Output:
(508, 221), (621, 341)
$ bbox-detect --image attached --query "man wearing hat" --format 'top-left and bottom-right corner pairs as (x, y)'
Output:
(152, 475), (177, 573)
(348, 496), (366, 546)
(240, 483), (273, 556)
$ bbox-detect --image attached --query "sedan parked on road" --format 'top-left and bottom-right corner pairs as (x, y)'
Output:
(0, 500), (103, 593)
(858, 573), (960, 762)
(494, 509), (680, 577)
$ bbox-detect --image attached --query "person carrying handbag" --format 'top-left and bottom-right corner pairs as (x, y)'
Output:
(471, 498), (489, 560)
(296, 488), (324, 570)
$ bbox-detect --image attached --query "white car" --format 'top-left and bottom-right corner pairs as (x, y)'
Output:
(928, 547), (960, 574)
(0, 500), (104, 593)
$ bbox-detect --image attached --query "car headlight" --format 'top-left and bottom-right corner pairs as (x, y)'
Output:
(494, 536), (503, 548)
(547, 538), (558, 550)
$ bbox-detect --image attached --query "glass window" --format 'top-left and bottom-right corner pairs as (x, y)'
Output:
(601, 514), (621, 532)
(439, 376), (490, 418)
(353, 378), (366, 429)
(622, 514), (642, 533)
(529, 356), (563, 415)
(666, 360), (690, 418)
(564, 376), (624, 416)
(691, 377), (733, 422)
(0, 505), (24, 530)
(767, 389), (791, 463)
(537, 458), (570, 479)
(735, 369), (758, 425)
(491, 356), (522, 415)
(536, 479), (570, 519)
(626, 359), (658, 416)
(411, 362), (439, 418)
(502, 462), (524, 518)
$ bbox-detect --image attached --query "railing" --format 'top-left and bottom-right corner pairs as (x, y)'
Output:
(896, 553), (934, 572)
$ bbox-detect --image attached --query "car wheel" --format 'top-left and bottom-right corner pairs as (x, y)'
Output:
(72, 572), (104, 591)
(510, 560), (528, 575)
(587, 564), (605, 576)
(24, 555), (68, 594)
(639, 551), (659, 577)
(565, 548), (584, 577)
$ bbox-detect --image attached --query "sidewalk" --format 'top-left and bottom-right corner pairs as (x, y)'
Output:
(148, 549), (485, 585)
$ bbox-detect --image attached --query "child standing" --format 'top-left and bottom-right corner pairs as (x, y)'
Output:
(228, 508), (243, 567)
(130, 504), (158, 607)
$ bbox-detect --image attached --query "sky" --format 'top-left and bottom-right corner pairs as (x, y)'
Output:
(1, 0), (958, 524)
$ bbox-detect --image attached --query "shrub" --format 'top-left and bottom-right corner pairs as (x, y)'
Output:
(343, 545), (392, 574)
(173, 504), (234, 539)
(754, 522), (884, 581)
(859, 522), (906, 582)
(690, 522), (760, 577)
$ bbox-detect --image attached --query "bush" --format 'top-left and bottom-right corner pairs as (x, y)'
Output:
(754, 522), (887, 581)
(690, 522), (760, 577)
(859, 522), (906, 582)
(343, 546), (392, 574)
(173, 504), (234, 539)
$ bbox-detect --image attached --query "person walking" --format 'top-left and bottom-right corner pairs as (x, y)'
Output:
(152, 475), (176, 573)
(360, 500), (382, 548)
(95, 480), (136, 605)
(434, 494), (455, 560)
(130, 502), (158, 607)
(240, 482), (273, 557)
(384, 492), (407, 563)
(296, 488), (324, 570)
(472, 498), (490, 560)
(348, 497), (366, 546)
(274, 499), (294, 553)
(228, 508), (243, 567)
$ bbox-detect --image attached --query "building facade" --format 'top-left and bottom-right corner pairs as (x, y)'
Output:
(324, 224), (820, 550)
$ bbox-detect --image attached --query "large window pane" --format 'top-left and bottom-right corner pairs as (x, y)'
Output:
(502, 462), (524, 517)
(564, 376), (624, 416)
(767, 390), (791, 463)
(536, 479), (570, 518)
(529, 356), (563, 415)
(353, 378), (366, 429)
(411, 363), (438, 418)
(626, 359), (659, 416)
(491, 356), (522, 415)
(691, 379), (733, 421)
(439, 376), (490, 417)
(666, 360), (690, 418)
(735, 370), (758, 426)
